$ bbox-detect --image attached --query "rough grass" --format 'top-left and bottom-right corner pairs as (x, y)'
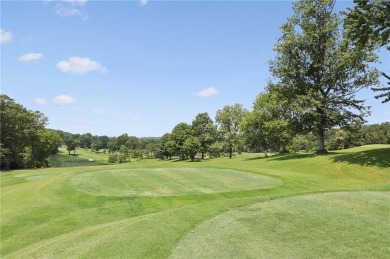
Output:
(1, 145), (389, 258)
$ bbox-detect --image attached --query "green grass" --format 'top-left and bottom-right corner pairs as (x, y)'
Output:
(70, 168), (282, 196)
(48, 148), (110, 167)
(1, 144), (389, 258)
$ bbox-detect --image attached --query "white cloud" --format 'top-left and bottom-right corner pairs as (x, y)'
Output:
(63, 0), (88, 5)
(35, 98), (48, 105)
(1, 29), (13, 43)
(56, 57), (107, 74)
(140, 0), (148, 6)
(53, 95), (76, 104)
(196, 87), (218, 97)
(19, 52), (43, 62)
(128, 113), (141, 121)
(56, 6), (82, 17)
(55, 1), (89, 19)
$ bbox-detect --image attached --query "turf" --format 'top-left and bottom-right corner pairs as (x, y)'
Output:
(70, 168), (282, 196)
(1, 144), (389, 258)
(171, 191), (390, 259)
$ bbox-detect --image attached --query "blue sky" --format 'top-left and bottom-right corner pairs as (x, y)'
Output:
(1, 0), (389, 137)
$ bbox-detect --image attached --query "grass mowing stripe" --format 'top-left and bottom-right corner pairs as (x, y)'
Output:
(70, 168), (282, 196)
(1, 145), (389, 258)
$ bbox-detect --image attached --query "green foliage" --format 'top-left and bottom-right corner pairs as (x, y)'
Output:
(344, 0), (390, 103)
(183, 136), (201, 161)
(1, 145), (389, 258)
(0, 95), (61, 169)
(215, 104), (247, 159)
(242, 89), (293, 156)
(64, 137), (78, 155)
(108, 153), (118, 163)
(208, 142), (224, 158)
(171, 122), (192, 159)
(191, 113), (217, 159)
(270, 0), (379, 153)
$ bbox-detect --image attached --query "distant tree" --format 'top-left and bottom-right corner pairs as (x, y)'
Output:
(208, 142), (224, 158)
(119, 145), (130, 163)
(158, 133), (173, 159)
(98, 135), (109, 149)
(126, 136), (139, 150)
(270, 0), (379, 153)
(242, 89), (294, 156)
(183, 136), (201, 161)
(345, 0), (390, 103)
(191, 112), (217, 159)
(107, 137), (119, 153)
(64, 137), (78, 155)
(78, 133), (93, 149)
(171, 122), (192, 159)
(215, 104), (247, 159)
(117, 133), (129, 147)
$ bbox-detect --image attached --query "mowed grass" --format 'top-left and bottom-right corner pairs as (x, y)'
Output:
(71, 168), (282, 196)
(172, 191), (390, 258)
(48, 148), (109, 167)
(1, 145), (389, 258)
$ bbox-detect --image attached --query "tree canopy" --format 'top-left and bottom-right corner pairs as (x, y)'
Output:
(270, 0), (379, 153)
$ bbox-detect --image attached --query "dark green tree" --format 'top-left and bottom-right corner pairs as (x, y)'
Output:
(270, 0), (379, 153)
(171, 122), (192, 159)
(345, 0), (390, 102)
(64, 137), (78, 155)
(183, 136), (201, 161)
(0, 95), (48, 169)
(191, 112), (217, 159)
(215, 104), (247, 159)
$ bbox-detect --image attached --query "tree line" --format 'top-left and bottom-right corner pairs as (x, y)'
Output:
(1, 94), (388, 169)
(1, 0), (388, 168)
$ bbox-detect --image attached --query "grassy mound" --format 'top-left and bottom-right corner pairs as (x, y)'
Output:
(70, 168), (282, 196)
(171, 191), (390, 258)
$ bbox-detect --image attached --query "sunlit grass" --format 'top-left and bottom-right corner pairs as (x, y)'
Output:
(1, 145), (389, 258)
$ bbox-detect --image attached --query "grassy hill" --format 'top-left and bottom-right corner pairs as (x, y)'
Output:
(1, 145), (389, 258)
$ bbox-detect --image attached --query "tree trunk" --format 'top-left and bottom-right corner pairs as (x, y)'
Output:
(201, 152), (204, 159)
(317, 128), (327, 154)
(229, 147), (233, 159)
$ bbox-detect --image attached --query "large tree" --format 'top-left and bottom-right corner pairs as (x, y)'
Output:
(0, 95), (61, 169)
(345, 0), (390, 103)
(215, 104), (247, 159)
(270, 0), (379, 153)
(191, 112), (217, 159)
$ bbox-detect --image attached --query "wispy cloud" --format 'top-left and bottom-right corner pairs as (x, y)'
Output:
(128, 113), (141, 121)
(196, 87), (218, 97)
(0, 28), (13, 43)
(35, 98), (48, 105)
(19, 52), (43, 62)
(63, 0), (88, 5)
(53, 95), (76, 104)
(55, 0), (89, 20)
(140, 0), (148, 6)
(56, 6), (82, 16)
(56, 56), (107, 75)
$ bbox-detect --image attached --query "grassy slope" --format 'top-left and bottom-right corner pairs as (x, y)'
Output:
(1, 145), (389, 258)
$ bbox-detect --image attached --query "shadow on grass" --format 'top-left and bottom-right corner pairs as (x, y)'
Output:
(330, 148), (390, 168)
(245, 153), (315, 161)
